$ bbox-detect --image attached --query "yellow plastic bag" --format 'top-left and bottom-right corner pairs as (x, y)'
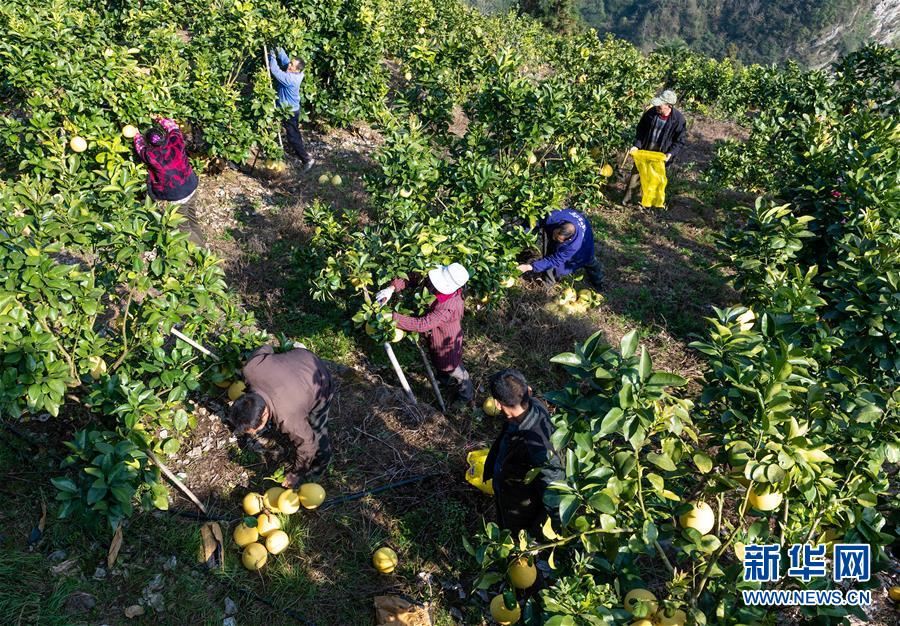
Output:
(465, 449), (494, 495)
(632, 149), (668, 208)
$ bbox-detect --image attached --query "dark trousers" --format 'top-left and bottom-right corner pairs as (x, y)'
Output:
(283, 111), (311, 163)
(148, 187), (204, 246)
(305, 391), (333, 476)
(538, 230), (604, 289)
(437, 364), (474, 405)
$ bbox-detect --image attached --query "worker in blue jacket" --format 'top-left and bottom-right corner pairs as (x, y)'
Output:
(268, 46), (315, 171)
(517, 208), (603, 288)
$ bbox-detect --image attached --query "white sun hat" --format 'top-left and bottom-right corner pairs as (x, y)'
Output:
(428, 263), (470, 295)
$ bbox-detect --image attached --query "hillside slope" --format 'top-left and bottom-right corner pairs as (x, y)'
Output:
(473, 0), (900, 66)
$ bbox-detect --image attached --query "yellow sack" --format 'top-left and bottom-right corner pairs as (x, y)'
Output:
(632, 149), (668, 208)
(465, 449), (494, 495)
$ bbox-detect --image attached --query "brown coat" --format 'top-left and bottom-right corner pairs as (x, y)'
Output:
(241, 346), (332, 470)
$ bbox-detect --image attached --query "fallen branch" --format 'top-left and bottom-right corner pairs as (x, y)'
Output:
(147, 449), (207, 515)
(411, 336), (446, 412)
(170, 327), (219, 359)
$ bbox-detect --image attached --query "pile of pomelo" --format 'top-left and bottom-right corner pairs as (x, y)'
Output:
(233, 484), (326, 570)
(547, 286), (602, 316)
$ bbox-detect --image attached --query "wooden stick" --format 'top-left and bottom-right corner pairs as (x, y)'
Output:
(263, 44), (284, 150)
(411, 337), (446, 412)
(148, 450), (208, 514)
(171, 327), (219, 359)
(383, 342), (416, 404)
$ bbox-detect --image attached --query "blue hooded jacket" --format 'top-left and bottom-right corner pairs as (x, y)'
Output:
(269, 48), (305, 112)
(531, 209), (595, 276)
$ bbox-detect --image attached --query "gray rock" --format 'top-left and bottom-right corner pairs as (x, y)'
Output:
(92, 567), (107, 580)
(224, 597), (237, 616)
(47, 549), (67, 561)
(146, 573), (164, 592)
(163, 556), (177, 571)
(64, 591), (96, 614)
(223, 618), (237, 626)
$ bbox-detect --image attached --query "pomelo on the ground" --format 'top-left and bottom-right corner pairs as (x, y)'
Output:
(264, 529), (289, 555)
(233, 523), (258, 547)
(263, 487), (285, 512)
(242, 492), (264, 515)
(227, 380), (245, 401)
(241, 542), (267, 570)
(372, 546), (398, 574)
(277, 489), (301, 514)
(298, 483), (326, 509)
(256, 513), (280, 537)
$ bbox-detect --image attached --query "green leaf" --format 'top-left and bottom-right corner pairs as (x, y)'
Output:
(647, 452), (677, 471)
(638, 346), (651, 380)
(559, 494), (579, 527)
(693, 453), (713, 474)
(51, 477), (78, 493)
(699, 535), (721, 553)
(647, 372), (688, 387)
(550, 352), (581, 366)
(587, 492), (616, 514)
(620, 330), (638, 359)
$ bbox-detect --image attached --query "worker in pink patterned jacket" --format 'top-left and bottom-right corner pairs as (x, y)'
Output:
(134, 117), (203, 244)
(376, 263), (474, 410)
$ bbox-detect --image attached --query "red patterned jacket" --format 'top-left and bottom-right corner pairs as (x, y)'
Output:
(390, 276), (465, 372)
(134, 118), (198, 201)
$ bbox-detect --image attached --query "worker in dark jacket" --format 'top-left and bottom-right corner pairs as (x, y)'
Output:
(622, 89), (687, 206)
(228, 345), (333, 487)
(268, 46), (315, 170)
(376, 263), (473, 408)
(134, 117), (203, 244)
(517, 208), (603, 288)
(483, 369), (564, 534)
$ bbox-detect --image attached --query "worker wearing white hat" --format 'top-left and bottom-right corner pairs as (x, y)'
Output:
(623, 88), (687, 207)
(376, 263), (474, 409)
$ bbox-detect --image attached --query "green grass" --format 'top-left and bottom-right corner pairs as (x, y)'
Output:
(0, 551), (77, 626)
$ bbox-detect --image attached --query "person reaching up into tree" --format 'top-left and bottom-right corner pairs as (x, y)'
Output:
(517, 207), (603, 289)
(268, 46), (315, 171)
(483, 369), (564, 535)
(133, 118), (203, 245)
(376, 263), (474, 410)
(622, 89), (687, 207)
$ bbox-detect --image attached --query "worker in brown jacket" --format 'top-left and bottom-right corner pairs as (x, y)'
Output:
(376, 262), (474, 409)
(228, 345), (333, 488)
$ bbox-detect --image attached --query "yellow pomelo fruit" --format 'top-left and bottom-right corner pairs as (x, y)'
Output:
(630, 621), (654, 626)
(656, 609), (687, 626)
(256, 513), (281, 537)
(623, 589), (657, 615)
(483, 397), (501, 416)
(391, 328), (405, 343)
(578, 288), (593, 302)
(420, 243), (435, 256)
(227, 380), (246, 401)
(264, 529), (290, 555)
(399, 188), (412, 198)
(88, 356), (107, 380)
(298, 483), (326, 509)
(748, 489), (783, 511)
(215, 379), (232, 389)
(679, 501), (715, 535)
(507, 558), (537, 589)
(233, 523), (258, 548)
(331, 175), (342, 186)
(733, 541), (746, 561)
(263, 487), (285, 512)
(526, 151), (537, 165)
(241, 542), (268, 570)
(122, 125), (138, 139)
(489, 594), (521, 625)
(372, 546), (398, 574)
(70, 136), (87, 152)
(568, 146), (578, 158)
(600, 163), (614, 177)
(404, 71), (412, 81)
(318, 173), (330, 184)
(888, 586), (900, 602)
(417, 27), (425, 34)
(500, 276), (516, 288)
(242, 492), (264, 516)
(559, 287), (577, 304)
(727, 440), (753, 468)
(277, 489), (301, 514)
